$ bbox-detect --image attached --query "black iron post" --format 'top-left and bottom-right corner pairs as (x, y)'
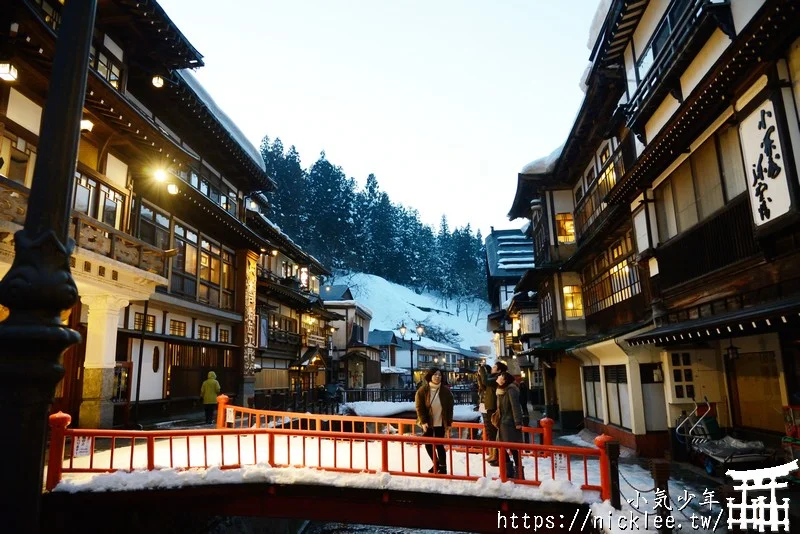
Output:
(0, 1), (97, 531)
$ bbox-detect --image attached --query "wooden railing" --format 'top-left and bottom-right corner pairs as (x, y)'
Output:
(656, 196), (760, 290)
(0, 177), (167, 277)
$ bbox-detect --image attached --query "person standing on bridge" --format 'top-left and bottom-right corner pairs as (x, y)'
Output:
(415, 367), (454, 474)
(495, 371), (524, 479)
(479, 360), (506, 465)
(201, 371), (221, 424)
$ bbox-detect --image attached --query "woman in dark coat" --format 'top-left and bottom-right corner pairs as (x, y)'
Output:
(415, 367), (454, 474)
(495, 371), (524, 479)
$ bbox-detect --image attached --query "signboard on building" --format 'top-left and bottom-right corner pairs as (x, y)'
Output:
(243, 253), (258, 376)
(739, 98), (793, 228)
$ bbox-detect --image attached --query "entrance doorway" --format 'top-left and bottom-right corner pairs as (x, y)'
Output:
(729, 351), (784, 433)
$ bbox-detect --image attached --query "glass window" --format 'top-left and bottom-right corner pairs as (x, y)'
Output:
(672, 160), (698, 232)
(654, 179), (678, 244)
(562, 285), (583, 318)
(605, 365), (631, 428)
(219, 329), (230, 343)
(718, 126), (747, 200)
(169, 320), (186, 337)
(691, 137), (724, 220)
(197, 325), (212, 341)
(73, 172), (97, 217)
(171, 223), (198, 297)
(134, 313), (156, 332)
(138, 201), (171, 249)
(555, 213), (575, 244)
(99, 184), (124, 229)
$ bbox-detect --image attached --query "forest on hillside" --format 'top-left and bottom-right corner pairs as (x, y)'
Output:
(260, 137), (488, 304)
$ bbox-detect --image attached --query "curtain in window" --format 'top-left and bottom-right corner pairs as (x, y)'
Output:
(671, 161), (698, 232)
(718, 126), (747, 200)
(692, 137), (724, 220)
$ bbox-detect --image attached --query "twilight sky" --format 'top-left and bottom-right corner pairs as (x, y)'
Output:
(158, 1), (599, 237)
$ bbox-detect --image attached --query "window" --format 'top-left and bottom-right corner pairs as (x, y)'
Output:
(636, 0), (691, 80)
(221, 250), (235, 310)
(562, 285), (583, 318)
(555, 213), (575, 244)
(169, 320), (187, 337)
(171, 224), (199, 298)
(219, 329), (230, 343)
(199, 239), (221, 306)
(72, 171), (125, 229)
(574, 182), (584, 204)
(655, 179), (678, 243)
(604, 365), (631, 429)
(583, 234), (641, 315)
(691, 136), (724, 220)
(197, 325), (212, 341)
(597, 145), (618, 196)
(583, 366), (603, 419)
(672, 161), (698, 232)
(0, 133), (36, 186)
(133, 312), (155, 333)
(671, 352), (695, 399)
(718, 125), (747, 200)
(541, 290), (553, 323)
(138, 202), (171, 249)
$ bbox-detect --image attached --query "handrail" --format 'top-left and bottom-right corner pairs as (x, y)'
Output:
(46, 408), (612, 499)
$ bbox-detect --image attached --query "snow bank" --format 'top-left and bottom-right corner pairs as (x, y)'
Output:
(343, 401), (480, 422)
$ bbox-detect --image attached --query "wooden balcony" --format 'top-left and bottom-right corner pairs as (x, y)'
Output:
(269, 329), (301, 346)
(656, 195), (761, 290)
(0, 177), (167, 277)
(625, 0), (733, 132)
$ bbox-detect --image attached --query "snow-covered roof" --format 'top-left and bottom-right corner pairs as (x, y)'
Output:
(323, 299), (374, 319)
(520, 143), (564, 175)
(485, 229), (534, 279)
(380, 367), (410, 374)
(587, 0), (613, 51)
(177, 70), (266, 173)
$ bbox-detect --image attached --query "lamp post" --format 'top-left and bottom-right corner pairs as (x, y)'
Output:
(399, 322), (424, 384)
(0, 1), (97, 530)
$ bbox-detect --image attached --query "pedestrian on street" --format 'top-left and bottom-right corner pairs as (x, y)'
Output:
(479, 360), (507, 465)
(201, 371), (221, 424)
(415, 367), (454, 474)
(496, 371), (525, 479)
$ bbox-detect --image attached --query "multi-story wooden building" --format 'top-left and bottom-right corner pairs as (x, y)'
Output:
(509, 0), (800, 455)
(0, 0), (330, 427)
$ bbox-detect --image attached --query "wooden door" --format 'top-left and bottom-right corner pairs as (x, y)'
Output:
(731, 351), (784, 432)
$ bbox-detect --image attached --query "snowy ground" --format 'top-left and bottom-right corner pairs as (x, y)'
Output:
(342, 401), (481, 421)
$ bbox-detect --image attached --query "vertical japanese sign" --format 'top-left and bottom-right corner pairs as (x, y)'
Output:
(243, 254), (257, 376)
(739, 99), (792, 226)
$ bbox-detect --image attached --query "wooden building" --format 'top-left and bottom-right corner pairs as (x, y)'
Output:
(0, 0), (330, 427)
(508, 0), (800, 455)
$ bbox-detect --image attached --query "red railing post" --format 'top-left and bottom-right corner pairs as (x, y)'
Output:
(498, 445), (508, 482)
(46, 412), (72, 491)
(381, 439), (389, 473)
(216, 394), (230, 429)
(268, 433), (275, 466)
(146, 435), (155, 471)
(539, 417), (554, 446)
(595, 433), (614, 502)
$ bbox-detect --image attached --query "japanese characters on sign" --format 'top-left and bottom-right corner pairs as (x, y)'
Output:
(739, 99), (792, 227)
(243, 255), (257, 376)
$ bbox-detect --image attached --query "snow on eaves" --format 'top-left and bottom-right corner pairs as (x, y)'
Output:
(587, 0), (613, 52)
(177, 70), (266, 173)
(520, 143), (564, 175)
(323, 299), (374, 318)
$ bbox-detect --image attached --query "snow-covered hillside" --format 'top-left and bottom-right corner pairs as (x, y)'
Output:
(325, 272), (493, 355)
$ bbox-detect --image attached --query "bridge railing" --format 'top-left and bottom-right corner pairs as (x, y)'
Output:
(217, 395), (553, 450)
(47, 411), (615, 502)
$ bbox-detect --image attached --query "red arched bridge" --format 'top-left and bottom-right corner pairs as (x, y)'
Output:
(42, 396), (619, 533)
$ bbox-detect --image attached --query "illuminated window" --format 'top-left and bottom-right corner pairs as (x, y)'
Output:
(219, 329), (230, 343)
(169, 320), (186, 337)
(562, 285), (583, 317)
(197, 325), (212, 341)
(556, 213), (575, 244)
(133, 312), (155, 333)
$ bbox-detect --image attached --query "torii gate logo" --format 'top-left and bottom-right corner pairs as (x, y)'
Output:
(726, 460), (798, 531)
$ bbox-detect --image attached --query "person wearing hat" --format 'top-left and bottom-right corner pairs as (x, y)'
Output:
(415, 367), (454, 474)
(200, 371), (221, 424)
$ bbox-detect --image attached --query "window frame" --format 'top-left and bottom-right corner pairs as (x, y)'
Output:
(133, 312), (156, 333)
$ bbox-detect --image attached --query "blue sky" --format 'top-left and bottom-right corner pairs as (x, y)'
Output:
(159, 1), (600, 237)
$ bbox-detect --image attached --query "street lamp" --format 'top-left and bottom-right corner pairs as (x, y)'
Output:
(0, 1), (97, 531)
(399, 322), (424, 383)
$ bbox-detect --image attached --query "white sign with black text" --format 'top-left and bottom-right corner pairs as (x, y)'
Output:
(739, 99), (792, 226)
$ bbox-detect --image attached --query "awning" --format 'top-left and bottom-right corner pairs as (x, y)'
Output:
(627, 298), (800, 346)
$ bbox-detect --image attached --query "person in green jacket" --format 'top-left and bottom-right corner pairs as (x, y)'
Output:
(200, 371), (221, 424)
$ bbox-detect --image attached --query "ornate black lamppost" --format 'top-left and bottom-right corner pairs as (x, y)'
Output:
(0, 1), (97, 531)
(399, 322), (424, 384)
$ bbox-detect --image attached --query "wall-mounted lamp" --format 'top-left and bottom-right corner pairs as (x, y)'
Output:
(166, 183), (179, 195)
(154, 169), (167, 182)
(271, 249), (278, 256)
(79, 119), (94, 132)
(152, 75), (164, 88)
(0, 62), (18, 82)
